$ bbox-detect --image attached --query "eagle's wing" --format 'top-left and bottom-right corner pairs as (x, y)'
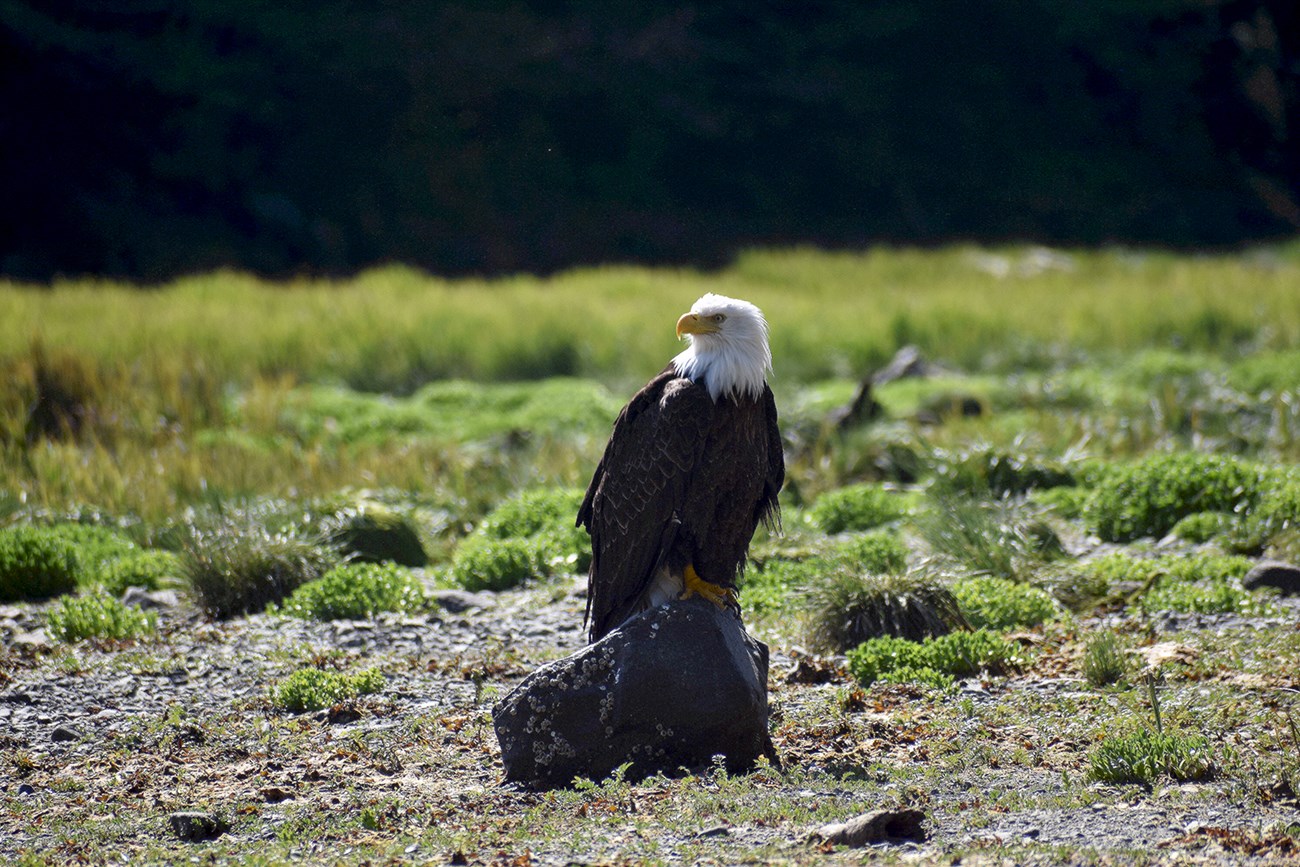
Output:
(577, 368), (713, 642)
(757, 383), (785, 530)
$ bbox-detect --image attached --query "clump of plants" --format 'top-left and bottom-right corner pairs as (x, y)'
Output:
(951, 575), (1060, 631)
(847, 628), (1020, 690)
(1089, 729), (1213, 785)
(474, 487), (590, 572)
(1169, 511), (1232, 544)
(745, 531), (910, 622)
(803, 568), (966, 652)
(322, 502), (427, 567)
(0, 525), (79, 601)
(807, 484), (909, 534)
(1084, 452), (1263, 543)
(450, 536), (551, 592)
(917, 495), (1066, 581)
(47, 589), (157, 643)
(1081, 631), (1130, 687)
(274, 562), (425, 620)
(179, 517), (339, 618)
(930, 445), (1076, 497)
(273, 667), (386, 713)
(95, 550), (181, 596)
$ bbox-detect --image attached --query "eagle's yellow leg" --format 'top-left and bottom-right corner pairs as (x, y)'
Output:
(680, 564), (737, 610)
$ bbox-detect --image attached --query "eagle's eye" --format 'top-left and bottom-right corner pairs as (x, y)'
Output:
(712, 313), (726, 323)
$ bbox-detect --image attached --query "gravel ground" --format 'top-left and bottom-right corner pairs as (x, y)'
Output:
(2, 579), (1298, 865)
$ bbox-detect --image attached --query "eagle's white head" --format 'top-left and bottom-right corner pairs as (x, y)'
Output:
(671, 293), (771, 402)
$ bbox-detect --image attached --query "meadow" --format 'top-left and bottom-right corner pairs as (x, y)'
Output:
(3, 244), (1300, 864)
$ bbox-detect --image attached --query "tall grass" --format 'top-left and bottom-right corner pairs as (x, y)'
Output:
(5, 246), (1299, 392)
(3, 244), (1300, 521)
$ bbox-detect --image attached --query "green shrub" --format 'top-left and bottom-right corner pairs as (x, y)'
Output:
(95, 550), (180, 596)
(877, 664), (955, 691)
(323, 502), (427, 567)
(804, 569), (965, 652)
(1227, 350), (1300, 395)
(1139, 579), (1272, 616)
(834, 531), (909, 575)
(450, 536), (549, 592)
(1234, 475), (1300, 553)
(807, 484), (908, 534)
(179, 518), (339, 618)
(1084, 453), (1263, 543)
(475, 487), (591, 573)
(275, 562), (425, 620)
(1169, 511), (1231, 544)
(951, 575), (1060, 631)
(1082, 632), (1129, 687)
(1027, 486), (1090, 521)
(272, 667), (386, 713)
(47, 590), (157, 643)
(1088, 729), (1213, 785)
(847, 628), (1019, 687)
(40, 523), (138, 586)
(0, 526), (79, 601)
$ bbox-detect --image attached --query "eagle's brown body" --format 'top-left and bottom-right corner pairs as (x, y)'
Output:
(578, 365), (784, 643)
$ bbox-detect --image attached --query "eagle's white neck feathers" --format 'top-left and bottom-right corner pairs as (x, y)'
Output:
(671, 293), (771, 401)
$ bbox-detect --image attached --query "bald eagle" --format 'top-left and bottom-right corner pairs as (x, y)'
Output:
(578, 294), (784, 644)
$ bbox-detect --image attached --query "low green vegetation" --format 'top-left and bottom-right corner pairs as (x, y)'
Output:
(1089, 729), (1214, 785)
(451, 537), (552, 592)
(274, 562), (426, 621)
(846, 628), (1022, 690)
(1084, 453), (1263, 543)
(950, 575), (1060, 631)
(806, 484), (909, 534)
(0, 525), (79, 601)
(272, 667), (387, 713)
(46, 589), (157, 643)
(1081, 632), (1130, 687)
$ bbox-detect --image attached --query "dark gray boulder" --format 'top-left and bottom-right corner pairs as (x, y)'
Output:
(493, 596), (775, 789)
(1243, 560), (1300, 596)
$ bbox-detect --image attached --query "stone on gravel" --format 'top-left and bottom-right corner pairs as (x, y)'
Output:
(121, 587), (181, 609)
(492, 596), (774, 789)
(1242, 560), (1300, 596)
(50, 724), (85, 743)
(809, 807), (928, 847)
(169, 811), (229, 842)
(430, 589), (495, 613)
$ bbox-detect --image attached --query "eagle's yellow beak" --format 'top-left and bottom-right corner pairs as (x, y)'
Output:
(676, 312), (721, 339)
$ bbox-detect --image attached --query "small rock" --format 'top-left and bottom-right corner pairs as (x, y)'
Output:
(696, 825), (730, 838)
(809, 808), (927, 847)
(121, 587), (181, 609)
(430, 589), (494, 614)
(169, 811), (229, 842)
(17, 783), (35, 796)
(1242, 560), (1300, 596)
(260, 786), (294, 803)
(13, 629), (49, 649)
(50, 724), (85, 743)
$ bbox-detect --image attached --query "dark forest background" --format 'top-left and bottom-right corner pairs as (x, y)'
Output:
(2, 1), (1297, 282)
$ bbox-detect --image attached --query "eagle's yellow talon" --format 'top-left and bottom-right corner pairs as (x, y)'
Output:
(680, 564), (737, 610)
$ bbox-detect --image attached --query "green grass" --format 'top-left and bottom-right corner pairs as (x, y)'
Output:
(273, 562), (426, 620)
(950, 575), (1060, 631)
(46, 589), (157, 643)
(0, 525), (79, 601)
(1089, 729), (1214, 785)
(846, 628), (1022, 689)
(272, 667), (386, 713)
